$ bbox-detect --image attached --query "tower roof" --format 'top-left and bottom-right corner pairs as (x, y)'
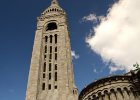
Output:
(51, 0), (59, 5)
(42, 0), (65, 16)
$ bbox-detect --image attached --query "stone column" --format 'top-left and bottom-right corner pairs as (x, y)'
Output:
(123, 89), (130, 100)
(110, 91), (117, 100)
(129, 90), (136, 100)
(116, 89), (123, 100)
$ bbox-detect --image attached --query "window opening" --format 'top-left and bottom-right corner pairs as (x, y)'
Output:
(55, 53), (57, 60)
(48, 84), (51, 90)
(49, 73), (51, 80)
(55, 64), (57, 70)
(46, 22), (57, 31)
(45, 36), (48, 42)
(45, 46), (47, 53)
(43, 74), (45, 78)
(43, 63), (46, 72)
(55, 47), (57, 52)
(49, 54), (52, 59)
(55, 34), (57, 44)
(50, 46), (52, 53)
(50, 35), (52, 43)
(42, 83), (45, 90)
(44, 55), (46, 59)
(55, 72), (57, 81)
(49, 63), (51, 71)
(54, 86), (57, 89)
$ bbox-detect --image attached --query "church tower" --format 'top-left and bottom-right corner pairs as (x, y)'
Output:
(25, 0), (78, 100)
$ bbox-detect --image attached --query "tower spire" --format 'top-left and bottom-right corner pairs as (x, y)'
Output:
(51, 0), (59, 5)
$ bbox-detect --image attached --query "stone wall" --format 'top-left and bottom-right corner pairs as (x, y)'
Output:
(79, 74), (140, 100)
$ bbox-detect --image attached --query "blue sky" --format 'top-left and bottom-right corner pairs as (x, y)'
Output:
(1, 0), (140, 100)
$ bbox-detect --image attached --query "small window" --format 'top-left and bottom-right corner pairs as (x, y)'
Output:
(50, 46), (52, 53)
(55, 47), (57, 52)
(49, 63), (51, 71)
(46, 22), (57, 31)
(55, 34), (57, 44)
(55, 53), (57, 60)
(48, 84), (51, 90)
(43, 74), (45, 78)
(49, 73), (51, 80)
(43, 63), (46, 72)
(50, 35), (52, 43)
(45, 46), (47, 53)
(54, 86), (57, 89)
(55, 64), (57, 70)
(49, 54), (52, 59)
(55, 72), (57, 81)
(44, 55), (46, 59)
(42, 83), (45, 90)
(45, 36), (48, 42)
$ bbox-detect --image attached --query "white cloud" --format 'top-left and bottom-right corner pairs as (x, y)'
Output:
(82, 14), (98, 22)
(82, 13), (104, 22)
(85, 0), (140, 73)
(71, 51), (79, 59)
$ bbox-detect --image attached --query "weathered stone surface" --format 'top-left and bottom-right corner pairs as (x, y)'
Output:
(25, 0), (78, 100)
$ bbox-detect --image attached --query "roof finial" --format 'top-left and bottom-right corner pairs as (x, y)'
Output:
(51, 0), (59, 5)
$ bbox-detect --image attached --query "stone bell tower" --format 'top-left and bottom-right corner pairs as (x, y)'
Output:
(25, 0), (78, 100)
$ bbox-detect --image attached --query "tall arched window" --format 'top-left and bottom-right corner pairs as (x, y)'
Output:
(50, 35), (53, 43)
(54, 34), (57, 44)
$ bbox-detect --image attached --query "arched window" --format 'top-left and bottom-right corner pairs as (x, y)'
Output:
(46, 22), (57, 31)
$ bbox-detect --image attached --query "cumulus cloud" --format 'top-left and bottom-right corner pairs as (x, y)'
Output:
(85, 0), (140, 73)
(71, 51), (80, 59)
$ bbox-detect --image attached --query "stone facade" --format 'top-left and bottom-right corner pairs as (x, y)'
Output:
(25, 0), (78, 100)
(79, 69), (140, 100)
